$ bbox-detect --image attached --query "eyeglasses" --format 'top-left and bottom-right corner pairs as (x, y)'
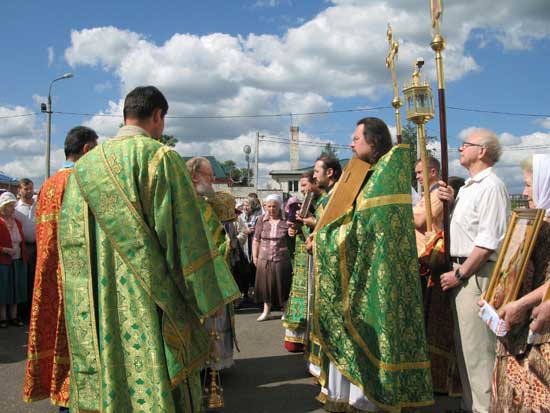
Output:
(459, 141), (485, 150)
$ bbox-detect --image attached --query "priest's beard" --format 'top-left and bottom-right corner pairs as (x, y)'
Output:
(196, 178), (215, 198)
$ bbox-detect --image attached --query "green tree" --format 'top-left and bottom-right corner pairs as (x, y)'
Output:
(119, 123), (178, 147)
(223, 160), (253, 186)
(159, 134), (178, 147)
(401, 122), (437, 187)
(319, 142), (338, 159)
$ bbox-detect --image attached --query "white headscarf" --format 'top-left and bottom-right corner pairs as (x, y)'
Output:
(533, 154), (550, 217)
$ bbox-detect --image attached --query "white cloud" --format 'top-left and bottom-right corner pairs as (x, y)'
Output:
(94, 82), (112, 93)
(535, 117), (550, 130)
(65, 26), (144, 69)
(47, 47), (55, 66)
(0, 106), (37, 139)
(32, 94), (47, 107)
(82, 100), (123, 138)
(451, 127), (550, 193)
(59, 1), (549, 188)
(0, 105), (66, 184)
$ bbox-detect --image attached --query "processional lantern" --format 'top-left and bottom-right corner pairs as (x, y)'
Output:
(403, 59), (434, 125)
(403, 58), (435, 231)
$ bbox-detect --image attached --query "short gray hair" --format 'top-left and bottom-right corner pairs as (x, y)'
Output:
(476, 130), (502, 164)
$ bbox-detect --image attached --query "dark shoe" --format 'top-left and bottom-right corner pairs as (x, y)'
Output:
(0, 320), (7, 328)
(9, 318), (23, 327)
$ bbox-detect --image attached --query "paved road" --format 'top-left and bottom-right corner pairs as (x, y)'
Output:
(0, 306), (462, 412)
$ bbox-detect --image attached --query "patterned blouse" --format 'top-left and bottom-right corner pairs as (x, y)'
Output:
(254, 216), (291, 262)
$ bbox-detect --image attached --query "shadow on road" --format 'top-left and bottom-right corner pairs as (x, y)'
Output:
(0, 325), (29, 364)
(222, 353), (321, 413)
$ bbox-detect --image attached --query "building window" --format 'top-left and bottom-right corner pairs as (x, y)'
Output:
(288, 180), (298, 192)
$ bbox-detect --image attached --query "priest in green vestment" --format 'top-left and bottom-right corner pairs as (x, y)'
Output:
(58, 86), (240, 413)
(314, 117), (433, 412)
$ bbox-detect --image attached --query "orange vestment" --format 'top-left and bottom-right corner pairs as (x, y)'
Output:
(23, 168), (72, 406)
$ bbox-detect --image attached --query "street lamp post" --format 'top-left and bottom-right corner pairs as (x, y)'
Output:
(43, 73), (74, 179)
(243, 145), (252, 186)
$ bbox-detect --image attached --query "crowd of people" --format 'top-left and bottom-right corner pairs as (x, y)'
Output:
(1, 84), (547, 413)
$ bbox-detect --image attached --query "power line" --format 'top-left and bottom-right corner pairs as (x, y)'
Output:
(0, 112), (40, 119)
(447, 106), (549, 118)
(1, 105), (549, 120)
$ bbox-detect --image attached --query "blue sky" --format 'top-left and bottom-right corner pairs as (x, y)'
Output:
(1, 0), (549, 192)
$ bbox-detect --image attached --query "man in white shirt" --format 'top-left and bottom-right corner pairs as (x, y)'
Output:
(438, 129), (510, 413)
(15, 178), (37, 320)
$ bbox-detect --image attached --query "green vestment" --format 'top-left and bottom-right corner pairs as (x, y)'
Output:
(283, 223), (310, 344)
(314, 145), (433, 410)
(307, 191), (331, 385)
(59, 132), (240, 413)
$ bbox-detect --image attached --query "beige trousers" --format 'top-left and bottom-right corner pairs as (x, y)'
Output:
(451, 261), (496, 413)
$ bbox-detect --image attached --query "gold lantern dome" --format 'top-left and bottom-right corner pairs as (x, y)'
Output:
(402, 59), (435, 125)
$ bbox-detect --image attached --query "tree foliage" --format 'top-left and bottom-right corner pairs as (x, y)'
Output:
(401, 122), (438, 187)
(223, 160), (253, 186)
(319, 142), (338, 159)
(159, 134), (178, 147)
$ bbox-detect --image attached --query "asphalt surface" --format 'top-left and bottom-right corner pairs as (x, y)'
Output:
(0, 305), (462, 412)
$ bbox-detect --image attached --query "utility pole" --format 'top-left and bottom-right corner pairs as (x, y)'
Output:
(255, 132), (262, 192)
(290, 125), (299, 170)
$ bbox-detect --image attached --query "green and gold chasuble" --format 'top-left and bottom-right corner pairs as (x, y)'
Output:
(313, 145), (433, 410)
(59, 134), (240, 413)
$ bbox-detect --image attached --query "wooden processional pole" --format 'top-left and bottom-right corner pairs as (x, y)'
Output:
(430, 0), (451, 270)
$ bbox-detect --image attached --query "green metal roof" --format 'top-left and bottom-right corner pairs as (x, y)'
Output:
(180, 155), (228, 179)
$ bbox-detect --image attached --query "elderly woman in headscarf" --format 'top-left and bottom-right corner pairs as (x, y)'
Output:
(252, 194), (292, 321)
(489, 153), (550, 412)
(0, 192), (27, 328)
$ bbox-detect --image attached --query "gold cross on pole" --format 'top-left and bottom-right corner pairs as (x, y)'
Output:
(386, 23), (402, 142)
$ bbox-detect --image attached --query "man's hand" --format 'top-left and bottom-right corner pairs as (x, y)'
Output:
(531, 300), (550, 333)
(436, 180), (454, 202)
(499, 300), (528, 331)
(297, 215), (316, 229)
(305, 234), (314, 253)
(440, 270), (461, 291)
(424, 230), (435, 244)
(288, 223), (297, 238)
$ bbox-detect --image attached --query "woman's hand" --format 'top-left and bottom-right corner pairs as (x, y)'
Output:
(531, 300), (550, 334)
(2, 247), (16, 257)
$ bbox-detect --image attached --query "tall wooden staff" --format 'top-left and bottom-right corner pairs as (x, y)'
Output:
(386, 24), (403, 144)
(430, 0), (451, 270)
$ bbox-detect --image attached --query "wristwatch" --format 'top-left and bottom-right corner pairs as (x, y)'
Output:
(455, 268), (467, 282)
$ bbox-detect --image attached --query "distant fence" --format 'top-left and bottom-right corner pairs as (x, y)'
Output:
(510, 194), (529, 209)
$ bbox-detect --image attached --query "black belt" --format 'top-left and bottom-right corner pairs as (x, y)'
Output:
(451, 256), (467, 264)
